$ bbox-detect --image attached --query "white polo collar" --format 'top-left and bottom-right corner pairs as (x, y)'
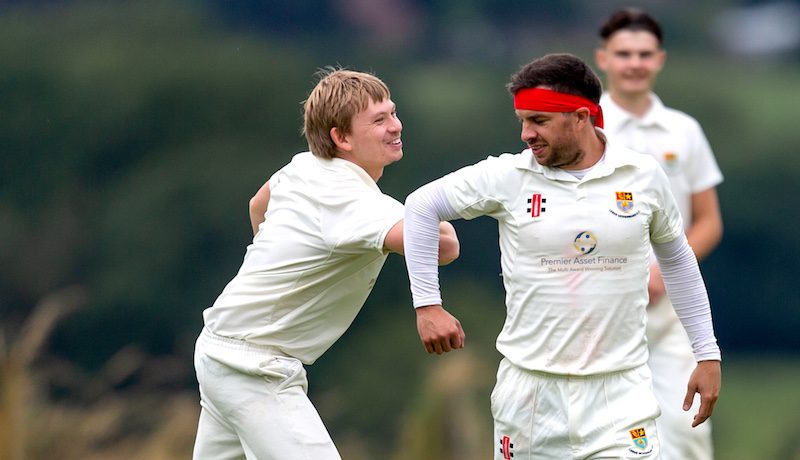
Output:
(514, 129), (638, 182)
(600, 92), (669, 131)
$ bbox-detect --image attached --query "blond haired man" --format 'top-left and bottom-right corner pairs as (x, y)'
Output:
(192, 68), (459, 459)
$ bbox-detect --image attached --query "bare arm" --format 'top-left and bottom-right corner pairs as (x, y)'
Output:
(249, 181), (270, 235)
(436, 221), (460, 265)
(384, 221), (460, 265)
(686, 187), (723, 261)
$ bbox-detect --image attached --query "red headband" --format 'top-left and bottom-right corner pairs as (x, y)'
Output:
(514, 87), (604, 128)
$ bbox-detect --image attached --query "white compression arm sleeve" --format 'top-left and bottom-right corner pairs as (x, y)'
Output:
(404, 179), (462, 308)
(653, 235), (721, 361)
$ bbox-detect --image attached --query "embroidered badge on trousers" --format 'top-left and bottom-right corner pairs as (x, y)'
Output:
(628, 427), (654, 455)
(499, 435), (514, 459)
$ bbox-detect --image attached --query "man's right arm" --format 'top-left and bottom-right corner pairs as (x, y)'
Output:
(249, 181), (270, 235)
(687, 187), (723, 261)
(404, 180), (466, 354)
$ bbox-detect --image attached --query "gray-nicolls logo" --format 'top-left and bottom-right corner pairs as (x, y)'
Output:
(527, 193), (546, 217)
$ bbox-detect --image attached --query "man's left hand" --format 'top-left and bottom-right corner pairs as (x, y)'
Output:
(684, 360), (721, 427)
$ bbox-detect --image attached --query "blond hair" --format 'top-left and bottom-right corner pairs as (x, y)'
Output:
(302, 67), (391, 159)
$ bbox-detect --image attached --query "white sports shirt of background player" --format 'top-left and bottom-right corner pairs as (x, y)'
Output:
(600, 93), (723, 226)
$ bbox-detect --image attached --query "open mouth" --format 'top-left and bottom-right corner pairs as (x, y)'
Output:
(529, 145), (546, 155)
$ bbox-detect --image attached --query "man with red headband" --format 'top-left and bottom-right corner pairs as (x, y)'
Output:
(595, 9), (724, 460)
(403, 53), (721, 459)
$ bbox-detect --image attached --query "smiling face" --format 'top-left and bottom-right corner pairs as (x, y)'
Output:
(333, 98), (403, 181)
(596, 30), (665, 98)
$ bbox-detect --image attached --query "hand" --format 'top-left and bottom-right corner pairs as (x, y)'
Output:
(648, 263), (666, 306)
(684, 360), (721, 427)
(415, 305), (465, 355)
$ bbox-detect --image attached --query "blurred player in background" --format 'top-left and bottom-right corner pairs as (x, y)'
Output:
(596, 8), (724, 459)
(192, 68), (459, 459)
(403, 52), (721, 459)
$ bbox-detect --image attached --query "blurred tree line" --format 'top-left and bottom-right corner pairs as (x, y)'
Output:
(1, 0), (799, 457)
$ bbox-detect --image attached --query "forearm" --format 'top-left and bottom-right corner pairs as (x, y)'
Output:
(404, 180), (461, 307)
(686, 218), (722, 261)
(653, 234), (721, 361)
(687, 188), (723, 261)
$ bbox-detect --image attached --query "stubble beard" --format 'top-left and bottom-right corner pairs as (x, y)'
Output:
(541, 143), (584, 169)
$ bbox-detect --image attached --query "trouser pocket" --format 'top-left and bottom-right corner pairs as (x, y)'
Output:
(258, 355), (308, 394)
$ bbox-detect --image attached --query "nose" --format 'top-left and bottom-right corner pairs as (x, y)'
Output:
(391, 115), (402, 133)
(520, 122), (537, 144)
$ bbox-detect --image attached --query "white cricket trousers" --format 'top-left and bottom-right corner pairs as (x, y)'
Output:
(491, 358), (662, 459)
(646, 297), (713, 460)
(192, 328), (341, 460)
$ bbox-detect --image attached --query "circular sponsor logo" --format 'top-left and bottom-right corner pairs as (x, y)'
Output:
(573, 231), (597, 255)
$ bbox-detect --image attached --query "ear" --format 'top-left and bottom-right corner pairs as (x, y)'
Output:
(595, 47), (608, 71)
(574, 107), (592, 126)
(655, 49), (667, 72)
(330, 127), (352, 152)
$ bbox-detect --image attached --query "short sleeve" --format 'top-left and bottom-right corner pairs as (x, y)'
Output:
(686, 119), (724, 193)
(442, 155), (515, 220)
(650, 166), (685, 244)
(328, 193), (404, 253)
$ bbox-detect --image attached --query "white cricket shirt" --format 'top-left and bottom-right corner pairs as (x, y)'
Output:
(600, 93), (723, 229)
(203, 152), (404, 365)
(442, 140), (683, 375)
(602, 93), (724, 338)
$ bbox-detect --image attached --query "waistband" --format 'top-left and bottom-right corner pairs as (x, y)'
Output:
(200, 327), (284, 356)
(507, 359), (647, 381)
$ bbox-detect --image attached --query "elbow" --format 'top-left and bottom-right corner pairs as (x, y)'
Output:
(436, 221), (460, 265)
(249, 195), (263, 215)
(438, 235), (460, 266)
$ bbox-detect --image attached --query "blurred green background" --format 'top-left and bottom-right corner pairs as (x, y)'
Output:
(1, 0), (799, 458)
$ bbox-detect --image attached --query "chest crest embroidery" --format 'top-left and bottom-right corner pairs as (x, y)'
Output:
(662, 151), (680, 175)
(610, 191), (640, 218)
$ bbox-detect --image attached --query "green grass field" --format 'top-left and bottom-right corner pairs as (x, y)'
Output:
(4, 347), (800, 459)
(712, 354), (800, 460)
